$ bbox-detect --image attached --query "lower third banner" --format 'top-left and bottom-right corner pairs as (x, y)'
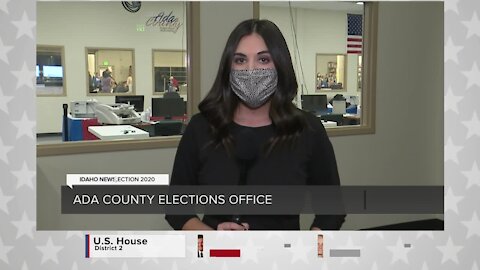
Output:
(85, 234), (185, 258)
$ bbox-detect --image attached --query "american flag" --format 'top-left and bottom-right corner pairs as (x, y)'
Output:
(347, 14), (363, 54)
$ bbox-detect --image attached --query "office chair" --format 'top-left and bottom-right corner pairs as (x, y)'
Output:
(163, 91), (181, 99)
(154, 120), (183, 136)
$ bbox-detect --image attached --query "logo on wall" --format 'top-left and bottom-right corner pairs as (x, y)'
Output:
(145, 11), (183, 33)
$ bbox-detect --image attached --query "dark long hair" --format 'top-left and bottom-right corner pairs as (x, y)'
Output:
(198, 19), (306, 154)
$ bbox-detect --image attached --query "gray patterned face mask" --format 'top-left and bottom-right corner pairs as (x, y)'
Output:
(230, 68), (278, 109)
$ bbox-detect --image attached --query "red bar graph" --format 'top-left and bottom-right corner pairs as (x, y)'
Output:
(209, 249), (241, 257)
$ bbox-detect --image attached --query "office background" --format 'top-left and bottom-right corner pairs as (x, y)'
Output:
(36, 1), (443, 230)
(36, 2), (187, 133)
(5, 0), (480, 269)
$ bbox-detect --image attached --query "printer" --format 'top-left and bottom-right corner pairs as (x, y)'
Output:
(70, 100), (97, 118)
(94, 103), (141, 125)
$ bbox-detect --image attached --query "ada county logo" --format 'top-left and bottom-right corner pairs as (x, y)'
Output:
(145, 11), (183, 33)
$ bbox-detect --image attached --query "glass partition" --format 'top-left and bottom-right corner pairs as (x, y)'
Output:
(36, 45), (66, 96)
(86, 48), (135, 95)
(36, 1), (191, 146)
(152, 50), (187, 95)
(316, 54), (346, 91)
(259, 1), (376, 132)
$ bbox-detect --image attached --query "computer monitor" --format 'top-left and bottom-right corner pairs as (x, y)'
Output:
(301, 94), (328, 115)
(42, 65), (63, 78)
(152, 98), (186, 119)
(115, 95), (145, 112)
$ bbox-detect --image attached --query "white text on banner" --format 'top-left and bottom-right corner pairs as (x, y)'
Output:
(67, 174), (169, 188)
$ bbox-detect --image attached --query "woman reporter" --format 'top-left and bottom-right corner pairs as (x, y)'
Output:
(165, 19), (344, 230)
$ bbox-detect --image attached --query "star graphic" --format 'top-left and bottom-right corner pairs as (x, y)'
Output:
(436, 237), (463, 264)
(90, 257), (109, 264)
(11, 11), (35, 39)
(21, 261), (29, 270)
(416, 230), (434, 239)
(12, 112), (35, 139)
(462, 112), (480, 139)
(0, 237), (14, 263)
(366, 231), (384, 239)
(462, 62), (480, 90)
(11, 211), (36, 239)
(386, 237), (411, 264)
(0, 88), (14, 114)
(445, 187), (464, 215)
(0, 0), (10, 13)
(0, 188), (14, 214)
(65, 231), (84, 240)
(36, 237), (64, 264)
(445, 37), (462, 64)
(444, 87), (463, 114)
(0, 137), (14, 164)
(240, 238), (263, 264)
(270, 262), (281, 270)
(11, 61), (34, 89)
(444, 137), (462, 164)
(338, 237), (361, 264)
(289, 237), (312, 264)
(140, 257), (159, 264)
(214, 230), (235, 240)
(461, 212), (480, 238)
(13, 161), (35, 189)
(445, 0), (460, 13)
(463, 11), (480, 39)
(265, 230), (286, 239)
(0, 37), (13, 64)
(462, 161), (480, 189)
(186, 244), (208, 265)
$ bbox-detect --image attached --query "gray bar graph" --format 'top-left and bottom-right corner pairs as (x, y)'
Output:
(329, 249), (361, 257)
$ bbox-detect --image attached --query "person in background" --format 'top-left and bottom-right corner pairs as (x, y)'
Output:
(126, 70), (133, 92)
(113, 81), (129, 93)
(197, 235), (204, 258)
(165, 19), (344, 231)
(101, 67), (115, 93)
(169, 76), (179, 92)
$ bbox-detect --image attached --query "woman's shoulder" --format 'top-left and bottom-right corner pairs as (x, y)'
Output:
(186, 113), (211, 131)
(296, 108), (325, 132)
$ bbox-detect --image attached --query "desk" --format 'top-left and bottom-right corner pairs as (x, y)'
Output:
(88, 125), (150, 140)
(66, 114), (100, 141)
(343, 114), (361, 125)
(133, 120), (185, 137)
(322, 121), (338, 128)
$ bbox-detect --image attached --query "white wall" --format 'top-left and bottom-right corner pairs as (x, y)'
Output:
(199, 2), (254, 99)
(37, 2), (187, 133)
(330, 1), (444, 229)
(37, 2), (443, 230)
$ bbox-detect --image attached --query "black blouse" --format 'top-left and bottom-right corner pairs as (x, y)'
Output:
(165, 110), (345, 230)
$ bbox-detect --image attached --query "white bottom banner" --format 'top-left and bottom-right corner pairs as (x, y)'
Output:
(85, 234), (185, 258)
